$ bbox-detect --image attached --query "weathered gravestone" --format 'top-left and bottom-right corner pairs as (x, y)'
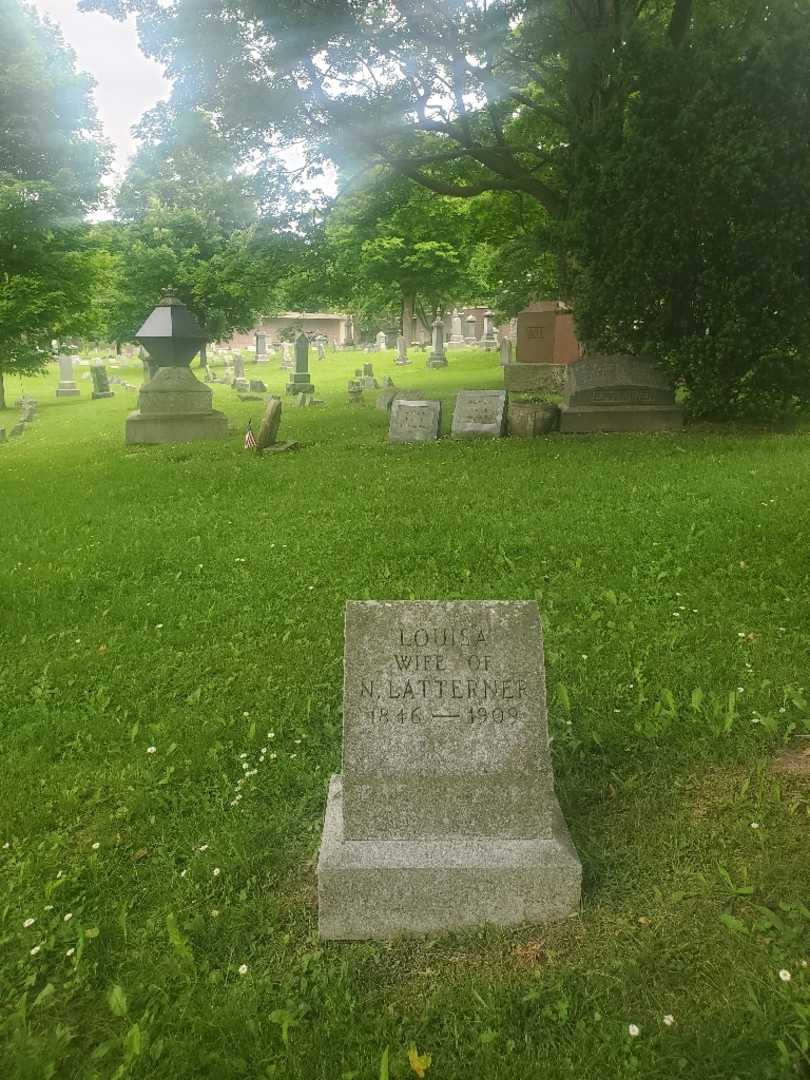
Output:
(388, 399), (441, 443)
(451, 390), (507, 438)
(426, 318), (448, 369)
(559, 354), (684, 433)
(255, 333), (268, 362)
(464, 313), (477, 345)
(500, 338), (513, 367)
(232, 354), (250, 392)
(250, 379), (268, 393)
(10, 423), (25, 437)
(376, 387), (425, 412)
(448, 310), (464, 347)
(255, 396), (293, 452)
(90, 365), (114, 400)
(375, 331), (387, 352)
(317, 600), (582, 938)
(395, 336), (411, 365)
(481, 311), (497, 351)
(286, 334), (315, 396)
(56, 354), (80, 397)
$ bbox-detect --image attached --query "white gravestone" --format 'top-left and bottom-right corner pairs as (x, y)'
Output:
(451, 389), (507, 438)
(388, 399), (441, 443)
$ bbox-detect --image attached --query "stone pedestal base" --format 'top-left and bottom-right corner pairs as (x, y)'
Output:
(426, 355), (448, 369)
(318, 775), (581, 940)
(559, 404), (684, 433)
(504, 364), (564, 393)
(125, 410), (228, 445)
(92, 391), (114, 400)
(286, 381), (315, 395)
(56, 386), (80, 397)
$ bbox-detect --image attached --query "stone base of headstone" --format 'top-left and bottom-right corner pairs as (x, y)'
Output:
(259, 440), (298, 454)
(559, 404), (684, 433)
(395, 358), (412, 366)
(504, 364), (565, 393)
(318, 775), (581, 939)
(426, 354), (448, 369)
(286, 374), (314, 395)
(91, 390), (115, 400)
(56, 385), (80, 397)
(250, 379), (268, 393)
(507, 401), (560, 436)
(233, 377), (250, 392)
(125, 367), (228, 445)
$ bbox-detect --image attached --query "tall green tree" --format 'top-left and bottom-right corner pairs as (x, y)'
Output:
(108, 107), (295, 362)
(87, 0), (810, 414)
(0, 0), (110, 408)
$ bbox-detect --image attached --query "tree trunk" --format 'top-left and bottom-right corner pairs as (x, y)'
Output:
(198, 341), (208, 368)
(402, 295), (416, 340)
(0, 369), (5, 410)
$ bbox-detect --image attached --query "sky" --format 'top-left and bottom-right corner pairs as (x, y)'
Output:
(32, 0), (171, 181)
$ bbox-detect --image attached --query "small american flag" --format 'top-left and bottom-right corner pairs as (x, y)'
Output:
(243, 419), (257, 450)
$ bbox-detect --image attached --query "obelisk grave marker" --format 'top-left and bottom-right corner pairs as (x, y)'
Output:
(318, 600), (582, 939)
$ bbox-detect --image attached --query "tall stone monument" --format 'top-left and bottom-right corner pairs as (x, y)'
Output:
(125, 295), (227, 445)
(426, 317), (448, 369)
(318, 600), (582, 938)
(464, 314), (478, 345)
(286, 333), (315, 396)
(449, 310), (465, 347)
(56, 354), (80, 397)
(395, 335), (411, 365)
(375, 330), (387, 352)
(255, 333), (268, 362)
(559, 354), (684, 432)
(232, 354), (250, 392)
(481, 311), (497, 352)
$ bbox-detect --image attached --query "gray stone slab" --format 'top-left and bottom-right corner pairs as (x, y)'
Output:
(559, 404), (684, 433)
(565, 354), (674, 406)
(451, 390), (507, 437)
(388, 399), (441, 443)
(341, 600), (553, 841)
(318, 775), (581, 939)
(504, 364), (564, 393)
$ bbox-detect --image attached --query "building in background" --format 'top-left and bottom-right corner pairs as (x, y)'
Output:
(226, 312), (350, 348)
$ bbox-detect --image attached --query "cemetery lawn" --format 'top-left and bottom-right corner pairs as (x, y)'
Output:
(1, 349), (809, 1080)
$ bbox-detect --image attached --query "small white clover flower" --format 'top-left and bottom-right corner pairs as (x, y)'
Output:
(23, 918), (35, 928)
(211, 909), (220, 918)
(663, 1015), (675, 1027)
(30, 945), (41, 956)
(628, 1024), (640, 1038)
(65, 947), (75, 958)
(779, 969), (792, 983)
(2, 841), (9, 849)
(213, 867), (221, 877)
(180, 868), (188, 878)
(91, 842), (100, 850)
(751, 822), (760, 829)
(44, 905), (54, 912)
(155, 624), (163, 630)
(147, 746), (157, 754)
(238, 963), (248, 975)
(198, 844), (209, 852)
(63, 912), (73, 922)
(239, 753), (248, 760)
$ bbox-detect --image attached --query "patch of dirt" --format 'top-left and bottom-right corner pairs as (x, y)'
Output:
(687, 765), (749, 820)
(511, 941), (547, 967)
(770, 742), (810, 778)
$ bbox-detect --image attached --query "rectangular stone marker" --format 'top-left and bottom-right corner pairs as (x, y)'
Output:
(559, 354), (684, 433)
(516, 311), (556, 364)
(388, 399), (441, 443)
(90, 365), (114, 400)
(451, 389), (507, 438)
(56, 354), (80, 397)
(317, 600), (582, 939)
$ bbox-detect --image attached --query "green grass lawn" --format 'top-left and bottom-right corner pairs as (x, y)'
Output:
(1, 349), (808, 1079)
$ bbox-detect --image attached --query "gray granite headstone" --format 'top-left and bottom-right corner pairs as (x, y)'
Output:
(56, 354), (80, 397)
(388, 399), (441, 443)
(255, 397), (282, 449)
(426, 318), (448, 368)
(560, 354), (684, 432)
(286, 334), (315, 395)
(451, 389), (507, 437)
(250, 379), (267, 393)
(317, 600), (582, 939)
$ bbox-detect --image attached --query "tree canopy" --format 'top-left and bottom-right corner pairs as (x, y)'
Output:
(0, 0), (111, 405)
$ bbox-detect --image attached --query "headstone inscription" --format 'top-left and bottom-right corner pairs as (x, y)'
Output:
(388, 399), (441, 443)
(559, 354), (684, 433)
(376, 387), (425, 412)
(317, 600), (582, 938)
(451, 390), (508, 437)
(56, 354), (80, 397)
(286, 333), (315, 396)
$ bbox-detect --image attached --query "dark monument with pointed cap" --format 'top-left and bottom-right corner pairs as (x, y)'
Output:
(125, 295), (228, 445)
(286, 332), (315, 396)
